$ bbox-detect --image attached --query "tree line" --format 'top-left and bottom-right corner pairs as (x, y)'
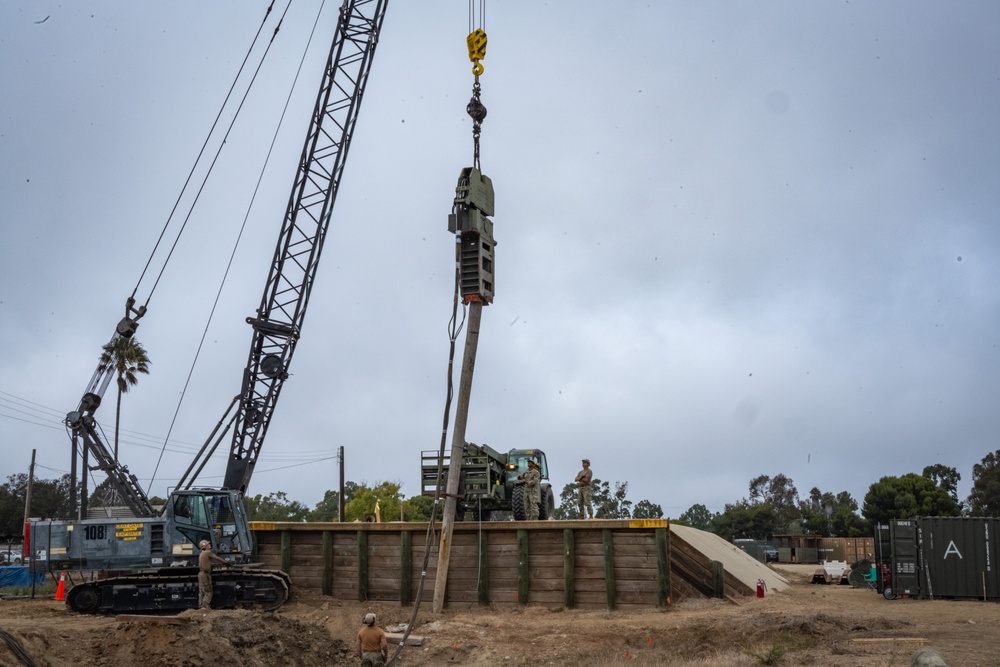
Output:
(679, 452), (1000, 542)
(242, 477), (664, 523)
(0, 474), (663, 533)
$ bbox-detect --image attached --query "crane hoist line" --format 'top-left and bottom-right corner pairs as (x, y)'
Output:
(465, 11), (487, 171)
(425, 0), (500, 622)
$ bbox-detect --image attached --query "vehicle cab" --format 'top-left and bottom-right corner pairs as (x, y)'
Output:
(506, 449), (550, 479)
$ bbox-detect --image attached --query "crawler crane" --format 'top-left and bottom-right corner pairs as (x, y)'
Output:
(31, 1), (389, 614)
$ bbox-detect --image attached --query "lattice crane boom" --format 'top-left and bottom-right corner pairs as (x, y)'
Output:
(224, 0), (389, 494)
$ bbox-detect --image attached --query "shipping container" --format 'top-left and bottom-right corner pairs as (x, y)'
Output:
(773, 535), (822, 563)
(815, 537), (875, 563)
(733, 539), (777, 563)
(886, 517), (1000, 601)
(888, 520), (920, 597)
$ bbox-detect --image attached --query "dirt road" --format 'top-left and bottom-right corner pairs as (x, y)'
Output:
(1, 565), (998, 666)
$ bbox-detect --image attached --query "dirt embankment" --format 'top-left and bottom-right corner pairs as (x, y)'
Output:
(2, 565), (999, 666)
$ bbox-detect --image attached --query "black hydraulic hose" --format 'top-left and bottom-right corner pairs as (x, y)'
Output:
(0, 629), (39, 667)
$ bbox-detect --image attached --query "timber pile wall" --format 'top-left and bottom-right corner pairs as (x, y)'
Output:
(251, 519), (742, 610)
(669, 528), (754, 598)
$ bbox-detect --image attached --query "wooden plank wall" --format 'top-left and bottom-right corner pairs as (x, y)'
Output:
(252, 519), (677, 610)
(670, 529), (753, 598)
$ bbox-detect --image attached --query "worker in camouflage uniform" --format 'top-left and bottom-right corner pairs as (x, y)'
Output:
(575, 458), (594, 519)
(520, 459), (541, 520)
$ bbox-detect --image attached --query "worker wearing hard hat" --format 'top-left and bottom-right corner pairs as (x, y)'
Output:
(197, 540), (228, 609)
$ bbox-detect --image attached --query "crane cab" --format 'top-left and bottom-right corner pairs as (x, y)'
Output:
(164, 488), (254, 564)
(28, 488), (253, 572)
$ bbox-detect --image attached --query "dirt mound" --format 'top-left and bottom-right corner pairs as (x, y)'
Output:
(2, 603), (350, 667)
(1, 578), (993, 666)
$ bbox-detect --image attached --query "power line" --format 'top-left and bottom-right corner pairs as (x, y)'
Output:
(1, 389), (341, 460)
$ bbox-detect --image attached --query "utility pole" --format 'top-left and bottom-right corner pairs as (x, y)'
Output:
(23, 449), (36, 535)
(338, 446), (345, 523)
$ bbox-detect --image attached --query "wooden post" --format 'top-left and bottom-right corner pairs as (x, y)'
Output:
(563, 528), (576, 608)
(434, 300), (484, 613)
(655, 527), (670, 607)
(338, 446), (345, 523)
(321, 530), (334, 596)
(603, 528), (616, 610)
(517, 528), (529, 605)
(357, 530), (369, 601)
(400, 530), (412, 606)
(477, 528), (490, 605)
(280, 530), (292, 574)
(712, 560), (725, 599)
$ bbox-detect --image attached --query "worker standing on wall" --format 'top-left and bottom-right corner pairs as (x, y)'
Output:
(520, 459), (541, 520)
(575, 458), (594, 519)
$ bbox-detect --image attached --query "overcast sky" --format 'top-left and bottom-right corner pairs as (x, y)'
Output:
(2, 1), (999, 519)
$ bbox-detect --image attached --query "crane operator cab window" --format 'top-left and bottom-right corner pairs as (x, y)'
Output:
(173, 494), (208, 527)
(205, 494), (241, 553)
(207, 495), (235, 525)
(173, 495), (191, 519)
(512, 458), (530, 476)
(510, 452), (548, 479)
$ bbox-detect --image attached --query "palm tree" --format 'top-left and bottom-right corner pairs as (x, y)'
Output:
(97, 336), (151, 463)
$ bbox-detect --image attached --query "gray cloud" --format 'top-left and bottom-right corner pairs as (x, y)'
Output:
(2, 1), (998, 519)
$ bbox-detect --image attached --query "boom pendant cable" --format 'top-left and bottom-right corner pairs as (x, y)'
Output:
(130, 1), (288, 315)
(141, 1), (295, 311)
(148, 0), (329, 495)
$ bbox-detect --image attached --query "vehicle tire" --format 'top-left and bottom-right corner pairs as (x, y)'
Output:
(472, 507), (492, 522)
(882, 587), (897, 600)
(538, 485), (555, 520)
(512, 484), (526, 521)
(14, 557), (22, 565)
(67, 583), (102, 614)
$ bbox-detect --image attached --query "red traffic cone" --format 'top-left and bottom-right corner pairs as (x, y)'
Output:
(54, 573), (66, 601)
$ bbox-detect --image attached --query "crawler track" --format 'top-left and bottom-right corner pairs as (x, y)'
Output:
(66, 566), (290, 614)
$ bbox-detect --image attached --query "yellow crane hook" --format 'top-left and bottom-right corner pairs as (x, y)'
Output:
(467, 28), (487, 76)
